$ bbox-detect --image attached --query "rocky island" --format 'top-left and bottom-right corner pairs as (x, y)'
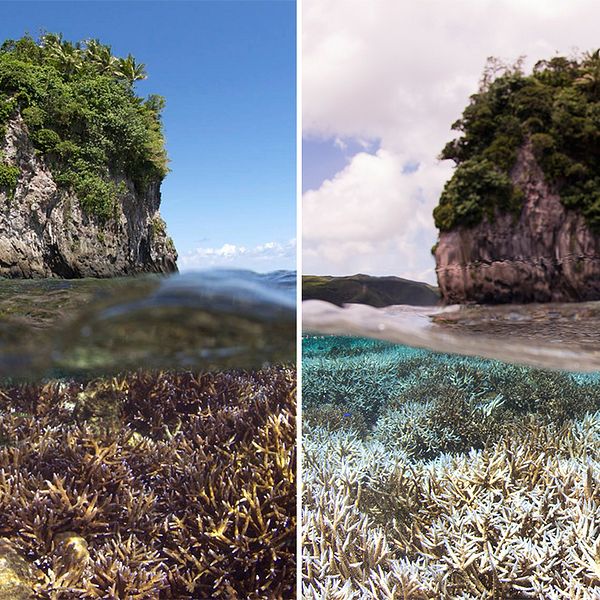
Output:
(0, 34), (177, 278)
(433, 52), (600, 303)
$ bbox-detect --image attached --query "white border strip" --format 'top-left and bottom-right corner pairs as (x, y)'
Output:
(296, 0), (303, 595)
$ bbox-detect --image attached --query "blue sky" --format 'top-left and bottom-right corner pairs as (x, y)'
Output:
(302, 137), (378, 192)
(0, 0), (296, 272)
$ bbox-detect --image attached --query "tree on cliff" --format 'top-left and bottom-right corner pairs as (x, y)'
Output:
(0, 34), (167, 221)
(433, 50), (600, 233)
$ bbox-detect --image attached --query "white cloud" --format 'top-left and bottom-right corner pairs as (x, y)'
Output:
(180, 239), (296, 272)
(303, 149), (451, 283)
(303, 0), (600, 282)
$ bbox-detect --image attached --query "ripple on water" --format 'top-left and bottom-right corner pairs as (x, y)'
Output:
(303, 298), (600, 371)
(0, 269), (296, 379)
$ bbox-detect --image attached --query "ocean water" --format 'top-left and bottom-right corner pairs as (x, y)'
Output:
(0, 269), (296, 379)
(0, 269), (296, 599)
(302, 302), (600, 599)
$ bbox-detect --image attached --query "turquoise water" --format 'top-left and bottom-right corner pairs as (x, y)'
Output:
(302, 333), (600, 598)
(304, 334), (600, 452)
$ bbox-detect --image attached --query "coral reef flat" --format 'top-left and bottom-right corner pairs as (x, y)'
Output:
(0, 367), (296, 599)
(302, 335), (600, 599)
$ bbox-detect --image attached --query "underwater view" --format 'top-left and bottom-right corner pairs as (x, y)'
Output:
(0, 3), (297, 595)
(302, 330), (600, 599)
(0, 270), (296, 599)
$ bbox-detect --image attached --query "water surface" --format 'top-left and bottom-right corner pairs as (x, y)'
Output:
(0, 269), (295, 379)
(303, 298), (600, 371)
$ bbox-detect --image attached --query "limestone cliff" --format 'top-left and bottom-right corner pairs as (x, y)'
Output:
(0, 115), (177, 278)
(434, 142), (600, 304)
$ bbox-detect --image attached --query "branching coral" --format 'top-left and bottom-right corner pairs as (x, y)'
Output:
(303, 417), (600, 599)
(303, 336), (600, 458)
(0, 366), (296, 599)
(303, 335), (600, 598)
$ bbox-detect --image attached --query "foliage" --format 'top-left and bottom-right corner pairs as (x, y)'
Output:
(0, 34), (168, 221)
(433, 158), (520, 230)
(436, 50), (600, 231)
(0, 158), (19, 199)
(302, 274), (439, 307)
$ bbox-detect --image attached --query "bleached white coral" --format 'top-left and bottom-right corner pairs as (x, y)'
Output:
(303, 416), (600, 599)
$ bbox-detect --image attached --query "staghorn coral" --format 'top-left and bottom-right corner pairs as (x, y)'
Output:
(303, 417), (600, 599)
(302, 338), (420, 426)
(0, 366), (296, 599)
(303, 336), (600, 458)
(303, 335), (600, 598)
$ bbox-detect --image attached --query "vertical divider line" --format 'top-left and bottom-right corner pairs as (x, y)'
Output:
(296, 0), (303, 595)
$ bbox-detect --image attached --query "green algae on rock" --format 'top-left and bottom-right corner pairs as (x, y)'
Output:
(0, 539), (42, 600)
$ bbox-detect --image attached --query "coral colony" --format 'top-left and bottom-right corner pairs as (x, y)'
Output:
(303, 336), (600, 598)
(0, 367), (296, 599)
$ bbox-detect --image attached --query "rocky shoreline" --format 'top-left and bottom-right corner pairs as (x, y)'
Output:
(0, 116), (177, 279)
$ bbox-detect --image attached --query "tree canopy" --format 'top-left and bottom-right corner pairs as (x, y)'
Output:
(0, 34), (168, 220)
(434, 51), (600, 232)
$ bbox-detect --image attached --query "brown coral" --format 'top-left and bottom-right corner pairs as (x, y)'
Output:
(0, 366), (296, 599)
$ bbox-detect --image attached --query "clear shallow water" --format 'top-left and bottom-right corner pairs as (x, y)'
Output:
(303, 298), (600, 371)
(0, 269), (295, 379)
(0, 269), (297, 598)
(302, 333), (600, 598)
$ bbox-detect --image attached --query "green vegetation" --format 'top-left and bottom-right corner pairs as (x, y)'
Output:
(302, 274), (439, 307)
(151, 214), (167, 237)
(0, 34), (168, 220)
(0, 152), (18, 199)
(434, 51), (600, 231)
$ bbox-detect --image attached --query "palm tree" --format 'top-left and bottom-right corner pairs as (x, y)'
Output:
(84, 39), (117, 74)
(574, 49), (600, 97)
(42, 34), (82, 76)
(115, 54), (147, 84)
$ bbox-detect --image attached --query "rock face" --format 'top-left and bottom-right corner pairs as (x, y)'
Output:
(0, 538), (40, 599)
(435, 143), (600, 304)
(0, 116), (177, 278)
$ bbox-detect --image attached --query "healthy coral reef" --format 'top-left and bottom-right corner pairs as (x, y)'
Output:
(0, 366), (296, 599)
(302, 335), (600, 598)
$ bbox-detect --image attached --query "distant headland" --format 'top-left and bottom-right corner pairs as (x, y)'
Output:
(302, 274), (440, 307)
